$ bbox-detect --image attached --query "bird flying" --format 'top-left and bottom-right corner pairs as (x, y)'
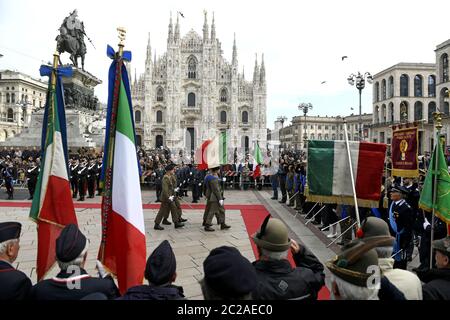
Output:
(321, 81), (327, 84)
(178, 11), (185, 18)
(341, 56), (348, 61)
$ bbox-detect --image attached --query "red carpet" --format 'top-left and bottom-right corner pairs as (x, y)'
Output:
(1, 201), (330, 299)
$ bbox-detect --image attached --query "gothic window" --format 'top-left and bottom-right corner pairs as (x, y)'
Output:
(136, 135), (142, 147)
(242, 110), (248, 123)
(156, 110), (163, 123)
(389, 102), (394, 122)
(220, 88), (228, 103)
(400, 74), (409, 97)
(442, 53), (449, 83)
(388, 76), (394, 98)
(6, 93), (10, 103)
(444, 102), (450, 116)
(428, 102), (436, 122)
(414, 75), (423, 97)
(428, 75), (436, 97)
(382, 79), (386, 100)
(135, 110), (141, 123)
(220, 111), (227, 123)
(187, 92), (196, 107)
(156, 88), (164, 102)
(414, 101), (423, 121)
(7, 108), (13, 122)
(188, 56), (197, 79)
(11, 93), (15, 103)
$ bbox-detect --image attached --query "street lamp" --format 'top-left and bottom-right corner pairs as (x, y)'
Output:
(347, 71), (373, 141)
(277, 116), (287, 149)
(298, 102), (312, 148)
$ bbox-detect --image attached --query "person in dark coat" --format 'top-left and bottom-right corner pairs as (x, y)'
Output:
(26, 160), (39, 200)
(251, 215), (325, 300)
(3, 163), (14, 200)
(277, 161), (287, 204)
(417, 236), (450, 300)
(119, 240), (185, 300)
(200, 246), (257, 300)
(31, 224), (120, 300)
(86, 159), (97, 198)
(96, 157), (103, 196)
(154, 163), (164, 203)
(0, 222), (32, 300)
(77, 158), (88, 201)
(69, 158), (79, 199)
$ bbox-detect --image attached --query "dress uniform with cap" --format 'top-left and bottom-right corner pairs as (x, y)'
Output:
(203, 166), (230, 232)
(388, 185), (415, 270)
(0, 222), (32, 300)
(31, 224), (120, 300)
(119, 240), (185, 300)
(26, 162), (39, 200)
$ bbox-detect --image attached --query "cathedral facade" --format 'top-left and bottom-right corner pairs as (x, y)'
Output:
(130, 12), (267, 154)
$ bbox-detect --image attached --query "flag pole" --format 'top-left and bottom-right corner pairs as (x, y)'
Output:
(429, 111), (443, 269)
(343, 120), (361, 228)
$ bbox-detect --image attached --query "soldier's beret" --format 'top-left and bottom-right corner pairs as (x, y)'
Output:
(390, 185), (409, 195)
(203, 246), (257, 297)
(432, 236), (450, 258)
(56, 224), (87, 263)
(145, 240), (176, 285)
(0, 222), (21, 243)
(165, 163), (176, 171)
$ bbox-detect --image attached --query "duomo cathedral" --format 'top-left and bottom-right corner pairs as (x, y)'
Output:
(130, 11), (267, 152)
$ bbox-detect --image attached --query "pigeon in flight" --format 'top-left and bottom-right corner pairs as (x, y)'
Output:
(342, 56), (348, 61)
(321, 81), (327, 84)
(178, 11), (185, 18)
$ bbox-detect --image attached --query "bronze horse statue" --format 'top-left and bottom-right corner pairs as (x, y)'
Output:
(56, 26), (86, 70)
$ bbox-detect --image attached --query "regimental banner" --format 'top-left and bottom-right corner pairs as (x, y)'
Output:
(391, 127), (419, 177)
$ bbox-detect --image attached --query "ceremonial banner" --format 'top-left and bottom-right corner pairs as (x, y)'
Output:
(252, 141), (264, 178)
(307, 140), (386, 207)
(195, 132), (228, 169)
(98, 45), (146, 294)
(391, 127), (419, 177)
(29, 57), (77, 280)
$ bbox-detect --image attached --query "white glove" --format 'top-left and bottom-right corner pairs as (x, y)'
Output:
(96, 260), (109, 279)
(174, 187), (180, 192)
(219, 200), (224, 206)
(152, 172), (156, 176)
(222, 177), (227, 182)
(423, 219), (431, 230)
(198, 183), (202, 186)
(169, 195), (175, 201)
(190, 172), (193, 175)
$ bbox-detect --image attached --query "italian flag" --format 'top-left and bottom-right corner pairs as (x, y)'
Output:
(253, 141), (264, 178)
(30, 64), (77, 281)
(307, 140), (386, 207)
(196, 132), (228, 169)
(99, 46), (146, 294)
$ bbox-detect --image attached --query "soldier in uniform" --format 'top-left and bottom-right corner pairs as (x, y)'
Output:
(70, 158), (79, 199)
(96, 157), (102, 196)
(389, 185), (415, 270)
(154, 164), (185, 230)
(286, 165), (295, 207)
(154, 163), (164, 203)
(87, 159), (97, 198)
(203, 166), (230, 232)
(26, 160), (39, 200)
(294, 164), (306, 212)
(191, 164), (201, 203)
(277, 160), (288, 204)
(77, 158), (88, 201)
(31, 224), (120, 300)
(0, 222), (32, 300)
(3, 162), (14, 200)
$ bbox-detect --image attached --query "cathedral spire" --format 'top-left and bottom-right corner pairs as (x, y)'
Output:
(168, 12), (173, 43)
(232, 33), (237, 66)
(175, 14), (180, 42)
(260, 53), (265, 83)
(202, 10), (209, 42)
(145, 32), (152, 64)
(242, 66), (245, 80)
(154, 49), (157, 66)
(253, 53), (260, 84)
(211, 12), (216, 42)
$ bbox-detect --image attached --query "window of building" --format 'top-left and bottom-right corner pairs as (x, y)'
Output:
(318, 125), (321, 129)
(324, 134), (329, 140)
(220, 110), (227, 123)
(332, 134), (336, 140)
(11, 93), (15, 103)
(400, 101), (409, 122)
(400, 74), (409, 97)
(389, 102), (394, 122)
(428, 102), (436, 122)
(6, 93), (10, 103)
(318, 133), (322, 140)
(310, 125), (314, 129)
(428, 75), (436, 97)
(340, 134), (343, 140)
(188, 56), (197, 79)
(242, 111), (248, 123)
(382, 79), (386, 100)
(332, 126), (335, 130)
(7, 108), (13, 122)
(135, 110), (141, 123)
(187, 92), (196, 107)
(220, 88), (228, 103)
(303, 124), (307, 129)
(444, 102), (450, 116)
(324, 125), (328, 130)
(374, 82), (380, 102)
(310, 133), (315, 140)
(414, 101), (423, 121)
(156, 110), (163, 123)
(414, 75), (423, 97)
(156, 87), (164, 102)
(442, 53), (449, 83)
(388, 76), (394, 98)
(382, 104), (386, 122)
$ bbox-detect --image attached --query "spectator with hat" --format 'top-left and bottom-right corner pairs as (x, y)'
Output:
(0, 222), (32, 300)
(119, 240), (185, 300)
(31, 224), (119, 300)
(418, 236), (450, 300)
(388, 185), (415, 269)
(200, 246), (257, 300)
(356, 217), (422, 299)
(251, 215), (325, 300)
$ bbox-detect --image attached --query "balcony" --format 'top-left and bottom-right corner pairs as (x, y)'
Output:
(181, 106), (201, 116)
(239, 122), (251, 128)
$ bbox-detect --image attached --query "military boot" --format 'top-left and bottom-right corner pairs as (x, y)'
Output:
(154, 224), (164, 231)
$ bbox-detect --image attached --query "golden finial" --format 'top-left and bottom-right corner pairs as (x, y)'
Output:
(433, 112), (443, 131)
(117, 27), (126, 56)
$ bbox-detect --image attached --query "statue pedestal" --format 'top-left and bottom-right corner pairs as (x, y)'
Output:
(0, 67), (105, 148)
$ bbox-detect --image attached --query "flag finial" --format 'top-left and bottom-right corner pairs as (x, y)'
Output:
(117, 27), (127, 57)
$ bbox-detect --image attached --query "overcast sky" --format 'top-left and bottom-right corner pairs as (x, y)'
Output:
(1, 0), (449, 129)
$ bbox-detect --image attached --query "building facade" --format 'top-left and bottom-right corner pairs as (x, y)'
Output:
(131, 12), (267, 152)
(370, 39), (450, 153)
(0, 70), (47, 142)
(277, 113), (372, 150)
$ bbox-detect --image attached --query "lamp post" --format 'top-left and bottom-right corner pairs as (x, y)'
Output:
(277, 116), (287, 150)
(347, 72), (373, 141)
(298, 103), (312, 149)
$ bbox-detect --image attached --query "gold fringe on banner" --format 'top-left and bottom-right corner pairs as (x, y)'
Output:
(306, 194), (379, 208)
